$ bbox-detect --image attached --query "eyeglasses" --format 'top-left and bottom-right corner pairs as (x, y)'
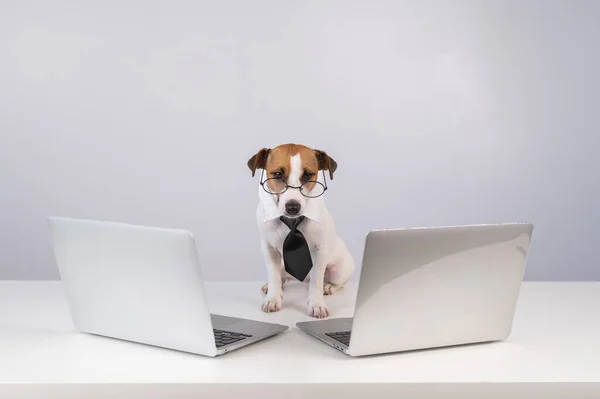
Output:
(260, 169), (328, 198)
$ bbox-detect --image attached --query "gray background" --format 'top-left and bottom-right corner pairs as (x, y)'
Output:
(1, 0), (598, 281)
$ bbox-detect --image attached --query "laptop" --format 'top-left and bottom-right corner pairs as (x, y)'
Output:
(47, 216), (288, 357)
(297, 222), (534, 357)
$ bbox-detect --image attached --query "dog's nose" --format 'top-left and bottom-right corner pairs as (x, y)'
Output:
(285, 200), (301, 216)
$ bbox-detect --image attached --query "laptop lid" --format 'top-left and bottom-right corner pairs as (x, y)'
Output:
(47, 216), (218, 357)
(348, 222), (534, 356)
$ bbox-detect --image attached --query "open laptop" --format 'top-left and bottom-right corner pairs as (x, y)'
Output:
(297, 222), (534, 357)
(47, 216), (288, 357)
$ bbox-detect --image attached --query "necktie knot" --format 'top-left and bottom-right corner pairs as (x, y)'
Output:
(279, 216), (306, 231)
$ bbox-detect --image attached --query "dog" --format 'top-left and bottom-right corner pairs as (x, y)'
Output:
(247, 143), (355, 318)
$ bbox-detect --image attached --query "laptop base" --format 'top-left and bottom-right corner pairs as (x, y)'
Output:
(297, 317), (353, 355)
(211, 314), (288, 356)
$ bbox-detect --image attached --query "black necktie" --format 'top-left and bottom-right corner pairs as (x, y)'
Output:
(280, 216), (313, 281)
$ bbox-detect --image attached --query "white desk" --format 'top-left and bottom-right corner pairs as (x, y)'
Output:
(1, 281), (599, 398)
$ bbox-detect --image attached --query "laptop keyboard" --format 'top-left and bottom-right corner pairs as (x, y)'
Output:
(213, 329), (252, 348)
(325, 331), (352, 346)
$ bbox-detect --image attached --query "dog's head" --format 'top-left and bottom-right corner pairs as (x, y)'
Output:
(247, 144), (337, 218)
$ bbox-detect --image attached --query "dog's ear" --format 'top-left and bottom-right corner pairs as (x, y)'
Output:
(315, 149), (338, 180)
(247, 148), (270, 177)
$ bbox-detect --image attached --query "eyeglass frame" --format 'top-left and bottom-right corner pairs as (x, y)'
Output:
(259, 169), (328, 198)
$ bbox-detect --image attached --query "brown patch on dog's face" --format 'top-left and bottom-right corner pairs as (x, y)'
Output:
(262, 144), (316, 194)
(266, 145), (317, 177)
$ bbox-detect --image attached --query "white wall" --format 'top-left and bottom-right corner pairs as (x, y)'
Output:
(1, 0), (599, 281)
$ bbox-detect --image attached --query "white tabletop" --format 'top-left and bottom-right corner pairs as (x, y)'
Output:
(1, 281), (599, 398)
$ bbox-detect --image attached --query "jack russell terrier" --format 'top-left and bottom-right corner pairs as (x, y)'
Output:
(247, 144), (355, 318)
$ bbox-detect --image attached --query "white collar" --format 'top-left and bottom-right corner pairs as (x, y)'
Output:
(258, 184), (323, 223)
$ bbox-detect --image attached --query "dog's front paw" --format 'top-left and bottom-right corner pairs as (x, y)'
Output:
(308, 301), (330, 318)
(262, 296), (282, 313)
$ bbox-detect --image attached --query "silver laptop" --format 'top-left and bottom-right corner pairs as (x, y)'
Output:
(297, 222), (534, 357)
(47, 216), (288, 357)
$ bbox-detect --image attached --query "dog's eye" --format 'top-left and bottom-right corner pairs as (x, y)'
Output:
(272, 171), (283, 179)
(302, 172), (315, 181)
